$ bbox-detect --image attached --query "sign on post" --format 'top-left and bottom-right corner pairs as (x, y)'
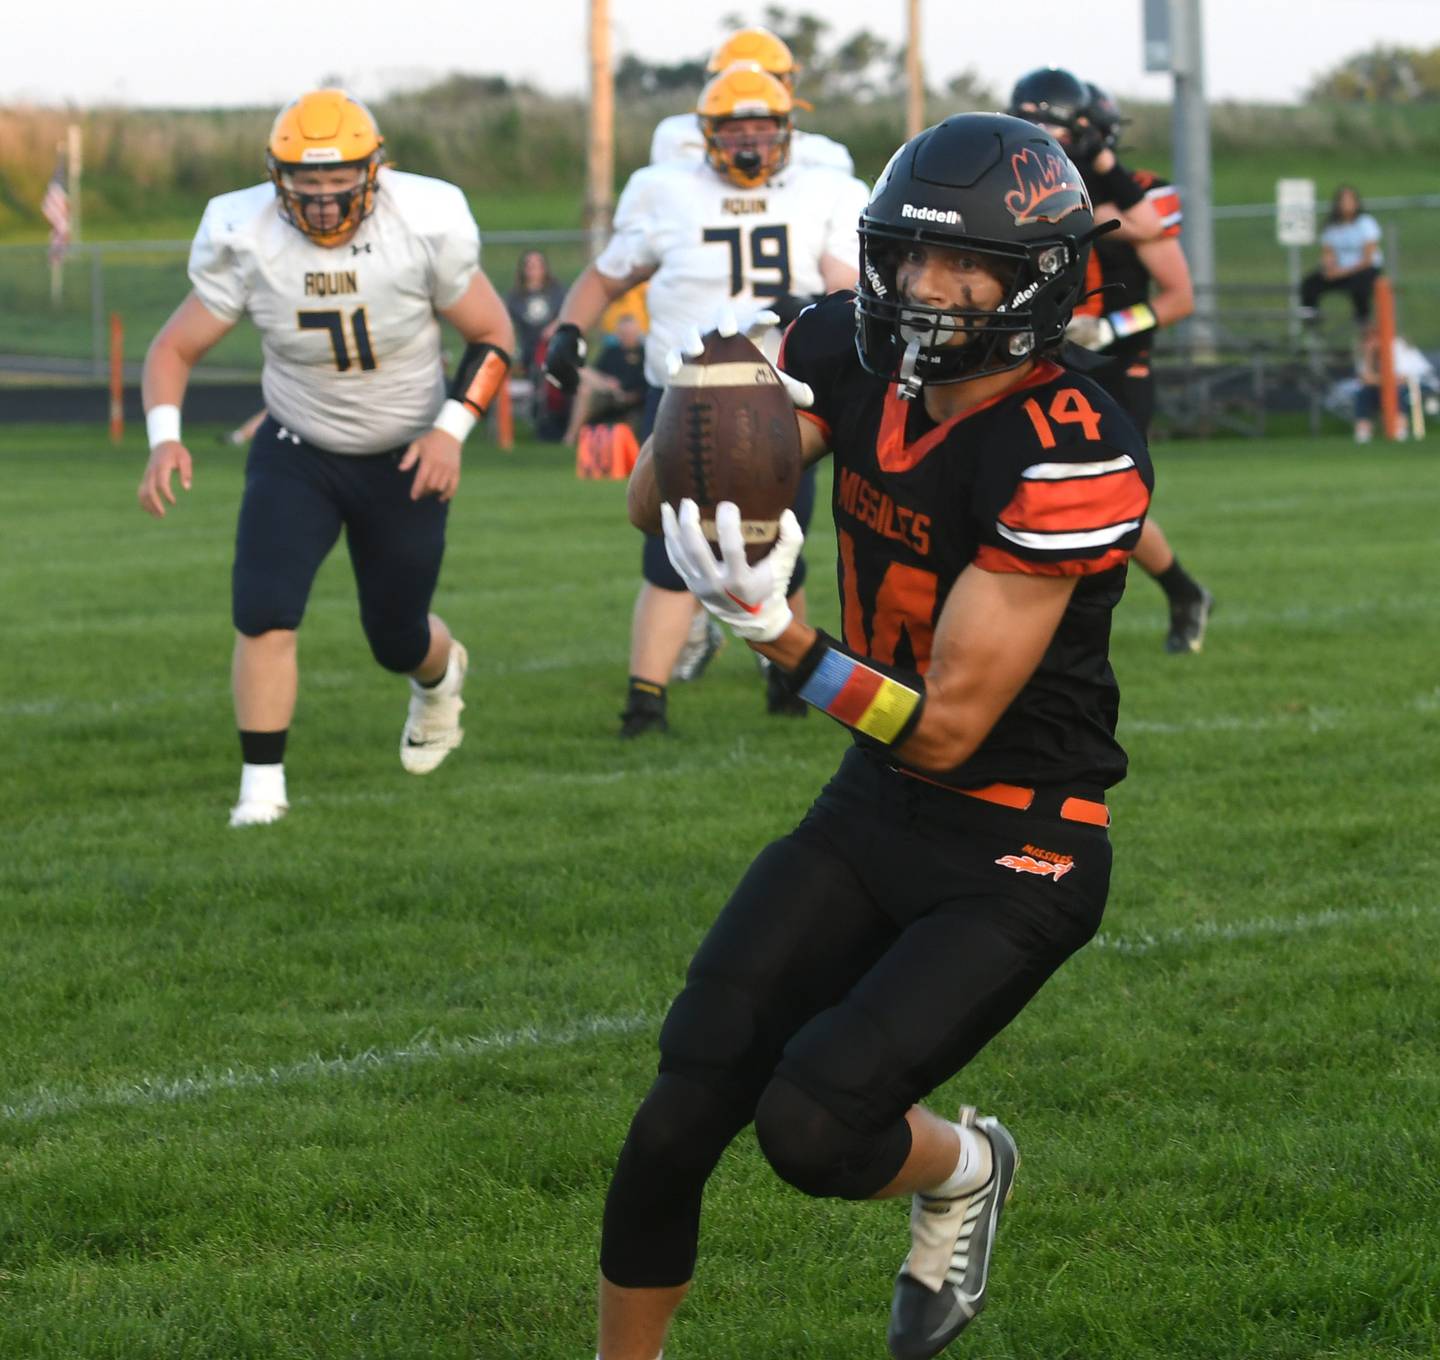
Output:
(1276, 178), (1316, 247)
(1142, 0), (1172, 71)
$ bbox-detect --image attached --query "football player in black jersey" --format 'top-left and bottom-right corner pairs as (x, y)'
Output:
(595, 115), (1152, 1360)
(1010, 70), (1215, 653)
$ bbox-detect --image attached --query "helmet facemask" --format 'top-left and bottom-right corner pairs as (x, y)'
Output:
(268, 155), (381, 247)
(702, 114), (792, 188)
(857, 225), (1088, 398)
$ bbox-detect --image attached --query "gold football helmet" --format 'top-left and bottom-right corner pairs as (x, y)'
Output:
(707, 26), (812, 109)
(266, 89), (384, 247)
(697, 63), (793, 189)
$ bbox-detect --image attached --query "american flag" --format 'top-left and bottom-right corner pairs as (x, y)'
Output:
(42, 154), (71, 266)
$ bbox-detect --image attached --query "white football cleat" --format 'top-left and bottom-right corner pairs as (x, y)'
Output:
(229, 762), (288, 829)
(228, 798), (288, 829)
(671, 610), (725, 682)
(887, 1107), (1019, 1360)
(401, 640), (468, 774)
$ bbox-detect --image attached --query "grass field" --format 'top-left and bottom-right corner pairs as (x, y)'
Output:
(3, 424), (1439, 1358)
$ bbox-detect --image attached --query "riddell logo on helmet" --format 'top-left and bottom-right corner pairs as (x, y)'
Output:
(901, 203), (963, 225)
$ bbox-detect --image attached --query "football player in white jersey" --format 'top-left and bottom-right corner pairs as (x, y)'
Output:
(546, 64), (868, 737)
(136, 89), (515, 828)
(649, 26), (854, 175)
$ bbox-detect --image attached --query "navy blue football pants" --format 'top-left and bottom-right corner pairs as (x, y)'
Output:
(637, 382), (814, 593)
(600, 747), (1113, 1287)
(232, 416), (447, 674)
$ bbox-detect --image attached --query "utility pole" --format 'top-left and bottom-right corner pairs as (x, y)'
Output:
(67, 123), (83, 245)
(586, 0), (614, 257)
(1167, 0), (1216, 349)
(905, 0), (925, 140)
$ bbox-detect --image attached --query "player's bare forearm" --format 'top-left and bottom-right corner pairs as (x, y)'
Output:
(899, 569), (1076, 770)
(441, 271), (516, 352)
(559, 264), (651, 332)
(141, 339), (194, 410)
(143, 293), (233, 409)
(752, 618), (818, 669)
(1134, 237), (1194, 327)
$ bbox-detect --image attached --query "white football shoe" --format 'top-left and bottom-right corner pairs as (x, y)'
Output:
(229, 763), (288, 829)
(400, 640), (468, 774)
(671, 610), (725, 682)
(887, 1107), (1019, 1360)
(228, 798), (288, 829)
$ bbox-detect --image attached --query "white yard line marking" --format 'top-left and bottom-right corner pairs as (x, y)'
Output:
(1091, 901), (1436, 956)
(5, 903), (1436, 1126)
(0, 1013), (654, 1124)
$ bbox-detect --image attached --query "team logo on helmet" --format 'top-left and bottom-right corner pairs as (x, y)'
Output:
(1004, 148), (1089, 226)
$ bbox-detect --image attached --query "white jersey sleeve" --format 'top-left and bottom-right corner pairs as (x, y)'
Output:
(595, 167), (666, 281)
(818, 170), (870, 270)
(650, 112), (705, 164)
(188, 183), (274, 324)
(792, 129), (855, 175)
(380, 170), (481, 310)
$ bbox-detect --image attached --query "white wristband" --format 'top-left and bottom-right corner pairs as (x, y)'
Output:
(146, 404), (182, 450)
(432, 398), (478, 445)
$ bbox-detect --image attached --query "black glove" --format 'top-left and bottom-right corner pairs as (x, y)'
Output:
(543, 323), (587, 395)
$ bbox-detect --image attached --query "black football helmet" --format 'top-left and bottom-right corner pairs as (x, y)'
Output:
(855, 113), (1096, 395)
(1008, 67), (1104, 161)
(1084, 82), (1125, 151)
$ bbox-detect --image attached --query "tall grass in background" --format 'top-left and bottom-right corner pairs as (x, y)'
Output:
(5, 90), (1440, 240)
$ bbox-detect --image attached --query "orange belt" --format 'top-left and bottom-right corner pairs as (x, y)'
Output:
(897, 771), (1111, 827)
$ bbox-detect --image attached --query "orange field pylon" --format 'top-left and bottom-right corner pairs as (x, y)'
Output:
(108, 313), (124, 444)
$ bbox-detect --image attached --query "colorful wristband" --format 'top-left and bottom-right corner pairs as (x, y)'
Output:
(790, 630), (926, 747)
(1106, 303), (1158, 339)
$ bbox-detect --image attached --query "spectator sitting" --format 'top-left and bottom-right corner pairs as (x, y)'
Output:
(565, 313), (648, 445)
(504, 249), (567, 375)
(1299, 185), (1384, 325)
(1353, 327), (1437, 443)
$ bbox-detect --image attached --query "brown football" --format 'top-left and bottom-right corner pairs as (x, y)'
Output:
(651, 330), (802, 563)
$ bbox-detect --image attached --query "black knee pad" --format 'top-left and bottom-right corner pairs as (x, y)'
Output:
(360, 614), (430, 673)
(753, 1073), (910, 1201)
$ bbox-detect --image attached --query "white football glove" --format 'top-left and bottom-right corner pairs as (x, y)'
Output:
(661, 498), (803, 643)
(664, 305), (815, 410)
(1065, 312), (1116, 352)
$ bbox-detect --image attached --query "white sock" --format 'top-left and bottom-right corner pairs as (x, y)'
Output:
(238, 762), (287, 806)
(922, 1121), (991, 1199)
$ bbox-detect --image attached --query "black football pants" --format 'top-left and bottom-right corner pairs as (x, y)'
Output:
(600, 747), (1112, 1288)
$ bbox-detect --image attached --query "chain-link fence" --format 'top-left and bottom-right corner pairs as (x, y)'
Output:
(0, 229), (595, 380)
(5, 197), (1440, 436)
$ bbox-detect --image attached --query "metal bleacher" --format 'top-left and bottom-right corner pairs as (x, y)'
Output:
(1150, 284), (1360, 439)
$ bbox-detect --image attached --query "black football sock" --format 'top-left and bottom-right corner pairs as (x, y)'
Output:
(1154, 557), (1204, 605)
(625, 677), (667, 713)
(239, 729), (288, 765)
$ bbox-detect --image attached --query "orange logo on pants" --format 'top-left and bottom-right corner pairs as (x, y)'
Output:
(995, 853), (1073, 882)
